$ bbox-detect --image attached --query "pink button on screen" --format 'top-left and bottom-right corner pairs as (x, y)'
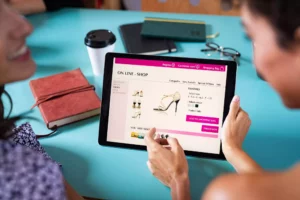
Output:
(186, 115), (219, 125)
(202, 125), (219, 133)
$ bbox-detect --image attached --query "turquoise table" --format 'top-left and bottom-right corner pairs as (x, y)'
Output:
(6, 9), (300, 200)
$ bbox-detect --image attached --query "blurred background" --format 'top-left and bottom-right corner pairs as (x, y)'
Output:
(84, 0), (240, 16)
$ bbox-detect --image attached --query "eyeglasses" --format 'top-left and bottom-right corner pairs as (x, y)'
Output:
(201, 42), (241, 65)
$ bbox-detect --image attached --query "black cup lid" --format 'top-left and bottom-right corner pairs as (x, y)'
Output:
(85, 30), (116, 48)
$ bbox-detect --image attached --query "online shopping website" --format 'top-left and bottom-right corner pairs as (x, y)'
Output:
(107, 58), (227, 154)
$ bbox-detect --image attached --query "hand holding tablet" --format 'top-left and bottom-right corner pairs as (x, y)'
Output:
(144, 95), (253, 191)
(99, 53), (237, 159)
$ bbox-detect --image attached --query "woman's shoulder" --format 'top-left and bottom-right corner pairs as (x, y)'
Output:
(0, 139), (66, 200)
(0, 138), (57, 171)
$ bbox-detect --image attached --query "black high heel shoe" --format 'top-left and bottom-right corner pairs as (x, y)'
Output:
(132, 100), (136, 109)
(154, 92), (181, 114)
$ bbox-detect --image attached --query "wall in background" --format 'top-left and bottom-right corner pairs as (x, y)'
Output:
(142, 0), (240, 16)
(82, 0), (240, 16)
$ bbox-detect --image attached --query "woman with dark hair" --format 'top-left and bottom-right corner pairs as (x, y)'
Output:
(0, 1), (88, 199)
(145, 0), (300, 199)
(1, 0), (299, 198)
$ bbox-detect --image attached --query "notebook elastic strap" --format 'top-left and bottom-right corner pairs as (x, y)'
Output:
(206, 32), (220, 39)
(31, 85), (95, 109)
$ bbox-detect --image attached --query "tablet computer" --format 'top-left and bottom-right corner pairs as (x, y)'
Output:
(99, 53), (237, 160)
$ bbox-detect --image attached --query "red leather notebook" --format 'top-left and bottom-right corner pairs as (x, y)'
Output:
(30, 68), (101, 129)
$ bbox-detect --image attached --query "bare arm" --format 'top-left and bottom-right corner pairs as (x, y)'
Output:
(203, 164), (300, 200)
(225, 147), (263, 174)
(64, 179), (85, 200)
(102, 0), (120, 10)
(145, 128), (191, 200)
(170, 175), (191, 200)
(8, 0), (46, 14)
(221, 96), (262, 174)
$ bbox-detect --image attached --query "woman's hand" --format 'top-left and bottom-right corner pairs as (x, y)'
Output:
(145, 128), (191, 200)
(6, 0), (46, 15)
(145, 128), (188, 187)
(222, 96), (251, 154)
(222, 96), (262, 174)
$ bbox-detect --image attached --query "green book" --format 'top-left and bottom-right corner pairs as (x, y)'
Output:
(141, 17), (206, 42)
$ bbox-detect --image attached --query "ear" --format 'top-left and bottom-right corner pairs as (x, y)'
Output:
(295, 27), (300, 42)
(294, 27), (300, 54)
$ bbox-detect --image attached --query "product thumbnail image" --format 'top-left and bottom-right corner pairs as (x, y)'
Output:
(132, 110), (141, 119)
(131, 90), (143, 119)
(131, 132), (145, 139)
(132, 99), (142, 109)
(132, 90), (143, 97)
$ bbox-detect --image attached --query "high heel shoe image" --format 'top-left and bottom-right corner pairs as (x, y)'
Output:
(140, 90), (143, 97)
(154, 92), (181, 114)
(132, 100), (136, 109)
(132, 111), (141, 119)
(137, 99), (141, 109)
(132, 91), (139, 96)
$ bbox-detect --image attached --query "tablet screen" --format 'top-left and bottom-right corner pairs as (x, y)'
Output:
(106, 57), (228, 155)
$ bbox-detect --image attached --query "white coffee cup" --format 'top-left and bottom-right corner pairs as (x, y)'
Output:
(85, 30), (116, 76)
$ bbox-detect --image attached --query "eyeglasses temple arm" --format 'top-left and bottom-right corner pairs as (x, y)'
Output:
(206, 32), (220, 39)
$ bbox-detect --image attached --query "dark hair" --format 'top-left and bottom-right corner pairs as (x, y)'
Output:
(243, 0), (300, 48)
(0, 86), (20, 139)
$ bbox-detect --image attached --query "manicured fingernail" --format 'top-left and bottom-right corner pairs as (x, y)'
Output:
(233, 96), (240, 102)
